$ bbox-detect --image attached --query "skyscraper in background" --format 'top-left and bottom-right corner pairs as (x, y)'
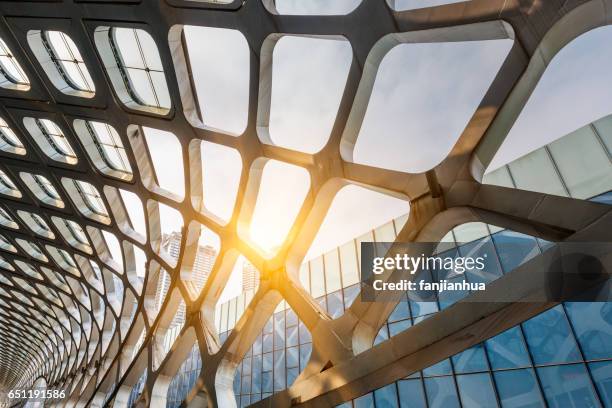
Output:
(242, 260), (258, 292)
(193, 245), (217, 291)
(158, 231), (219, 328)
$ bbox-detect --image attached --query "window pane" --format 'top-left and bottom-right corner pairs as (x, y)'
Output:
(397, 379), (426, 408)
(324, 249), (342, 293)
(423, 359), (452, 377)
(456, 373), (498, 408)
(458, 237), (503, 284)
(374, 383), (399, 408)
(548, 126), (612, 199)
(38, 119), (76, 159)
(589, 361), (612, 407)
(521, 305), (581, 365)
(112, 28), (170, 110)
(507, 148), (567, 197)
(491, 230), (540, 274)
(565, 302), (612, 360)
(309, 257), (325, 298)
(494, 369), (544, 408)
(485, 327), (531, 370)
(537, 364), (600, 408)
(424, 376), (460, 408)
(354, 392), (374, 408)
(46, 31), (94, 92)
(451, 345), (488, 374)
(88, 121), (131, 173)
(339, 241), (359, 286)
(0, 38), (29, 85)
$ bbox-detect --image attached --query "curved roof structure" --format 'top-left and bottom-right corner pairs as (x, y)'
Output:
(0, 0), (609, 407)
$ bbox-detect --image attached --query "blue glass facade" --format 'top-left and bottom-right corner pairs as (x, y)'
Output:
(334, 193), (612, 407)
(166, 345), (202, 408)
(231, 305), (313, 406)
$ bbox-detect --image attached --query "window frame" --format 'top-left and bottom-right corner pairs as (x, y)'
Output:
(41, 31), (95, 93)
(0, 37), (30, 90)
(93, 25), (171, 115)
(73, 119), (132, 181)
(108, 27), (169, 109)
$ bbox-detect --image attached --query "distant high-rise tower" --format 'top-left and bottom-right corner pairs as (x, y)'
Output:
(153, 267), (171, 313)
(158, 232), (184, 326)
(242, 260), (258, 292)
(157, 231), (218, 327)
(193, 245), (217, 291)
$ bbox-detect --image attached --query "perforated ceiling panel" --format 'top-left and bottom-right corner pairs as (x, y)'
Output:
(0, 1), (609, 407)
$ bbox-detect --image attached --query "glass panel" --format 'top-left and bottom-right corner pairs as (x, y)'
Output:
(326, 290), (344, 319)
(452, 222), (489, 243)
(324, 249), (342, 293)
(397, 379), (426, 408)
(38, 119), (76, 159)
(74, 180), (107, 216)
(482, 165), (515, 188)
(388, 296), (410, 323)
(593, 114), (612, 155)
(589, 361), (612, 407)
(0, 38), (29, 85)
(45, 31), (94, 92)
(0, 170), (18, 194)
(491, 230), (540, 274)
(455, 373), (498, 408)
(339, 241), (360, 287)
(309, 257), (325, 298)
(537, 364), (600, 408)
(521, 305), (581, 365)
(548, 125), (612, 199)
(423, 359), (452, 377)
(354, 392), (374, 408)
(451, 345), (488, 374)
(120, 189), (147, 239)
(34, 175), (60, 200)
(112, 28), (170, 109)
(374, 383), (399, 407)
(64, 219), (88, 245)
(87, 121), (131, 173)
(493, 369), (544, 408)
(0, 118), (24, 151)
(564, 302), (612, 360)
(424, 376), (460, 408)
(485, 327), (531, 370)
(458, 237), (503, 284)
(506, 148), (567, 197)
